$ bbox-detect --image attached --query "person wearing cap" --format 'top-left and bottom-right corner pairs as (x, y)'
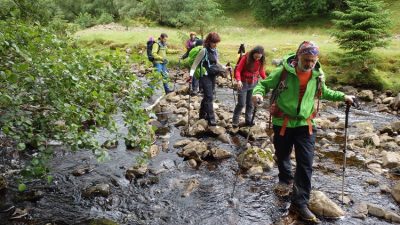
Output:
(181, 32), (198, 59)
(252, 41), (355, 224)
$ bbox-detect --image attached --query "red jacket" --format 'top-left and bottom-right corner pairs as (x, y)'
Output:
(235, 54), (267, 84)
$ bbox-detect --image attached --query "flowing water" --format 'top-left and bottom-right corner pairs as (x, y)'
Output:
(0, 80), (399, 225)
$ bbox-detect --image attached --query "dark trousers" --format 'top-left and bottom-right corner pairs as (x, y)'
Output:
(273, 125), (316, 207)
(199, 74), (216, 121)
(232, 82), (256, 124)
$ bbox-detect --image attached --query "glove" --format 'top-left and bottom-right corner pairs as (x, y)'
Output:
(252, 94), (263, 106)
(187, 76), (192, 83)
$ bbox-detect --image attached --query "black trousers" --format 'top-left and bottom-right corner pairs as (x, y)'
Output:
(199, 74), (216, 121)
(273, 125), (316, 208)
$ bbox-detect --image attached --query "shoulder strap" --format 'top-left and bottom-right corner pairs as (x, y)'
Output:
(270, 67), (288, 103)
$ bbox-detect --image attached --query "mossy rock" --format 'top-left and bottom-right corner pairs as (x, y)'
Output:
(237, 146), (274, 171)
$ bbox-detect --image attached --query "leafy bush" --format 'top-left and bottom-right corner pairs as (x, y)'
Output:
(75, 12), (95, 28)
(97, 13), (114, 25)
(0, 20), (156, 181)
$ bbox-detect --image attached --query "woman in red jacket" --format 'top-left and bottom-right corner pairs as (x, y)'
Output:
(232, 46), (267, 128)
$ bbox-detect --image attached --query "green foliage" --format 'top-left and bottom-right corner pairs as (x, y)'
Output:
(125, 0), (224, 35)
(332, 0), (392, 89)
(332, 0), (391, 58)
(75, 12), (95, 28)
(0, 0), (57, 24)
(97, 13), (114, 25)
(249, 0), (344, 25)
(0, 20), (156, 181)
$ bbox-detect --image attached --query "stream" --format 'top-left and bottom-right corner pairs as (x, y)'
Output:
(0, 74), (399, 225)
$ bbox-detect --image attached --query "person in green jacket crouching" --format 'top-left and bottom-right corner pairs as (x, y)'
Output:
(252, 41), (355, 224)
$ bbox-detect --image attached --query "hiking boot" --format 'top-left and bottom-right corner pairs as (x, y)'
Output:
(289, 204), (321, 224)
(274, 182), (293, 197)
(232, 120), (239, 128)
(245, 121), (255, 127)
(208, 118), (217, 126)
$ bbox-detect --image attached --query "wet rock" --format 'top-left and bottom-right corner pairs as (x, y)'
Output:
(175, 107), (188, 115)
(362, 133), (380, 147)
(72, 165), (94, 176)
(380, 184), (391, 193)
(148, 145), (160, 158)
(367, 203), (385, 218)
(392, 121), (400, 133)
(358, 90), (374, 102)
(208, 126), (226, 136)
(354, 121), (374, 134)
(83, 183), (110, 197)
(314, 118), (333, 129)
(175, 85), (189, 95)
(166, 93), (180, 103)
(125, 164), (148, 180)
(176, 100), (187, 108)
(173, 139), (192, 148)
(16, 190), (44, 202)
(380, 133), (395, 143)
(247, 166), (264, 176)
(9, 208), (29, 220)
(382, 141), (399, 151)
(309, 190), (345, 218)
(340, 195), (352, 205)
(175, 118), (188, 127)
(187, 159), (197, 168)
(385, 211), (400, 223)
(365, 178), (379, 186)
(383, 97), (394, 104)
(379, 125), (393, 134)
(391, 182), (400, 203)
(239, 125), (268, 140)
(178, 141), (208, 161)
(182, 179), (199, 197)
(382, 151), (400, 168)
(0, 175), (7, 191)
(237, 146), (274, 171)
(150, 120), (170, 135)
(217, 133), (230, 143)
(352, 202), (368, 219)
(187, 119), (208, 136)
(161, 159), (176, 170)
(137, 176), (159, 186)
(79, 218), (119, 225)
(367, 163), (383, 175)
(326, 132), (337, 141)
(101, 139), (118, 149)
(210, 147), (232, 160)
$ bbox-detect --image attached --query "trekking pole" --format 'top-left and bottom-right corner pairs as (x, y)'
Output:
(187, 79), (192, 133)
(227, 62), (237, 105)
(229, 100), (259, 206)
(342, 98), (359, 205)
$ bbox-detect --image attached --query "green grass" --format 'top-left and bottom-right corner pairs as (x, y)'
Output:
(75, 4), (400, 92)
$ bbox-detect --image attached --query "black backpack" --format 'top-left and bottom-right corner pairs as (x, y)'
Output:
(146, 37), (159, 62)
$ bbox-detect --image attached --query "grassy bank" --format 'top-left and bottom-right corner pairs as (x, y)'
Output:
(75, 3), (400, 92)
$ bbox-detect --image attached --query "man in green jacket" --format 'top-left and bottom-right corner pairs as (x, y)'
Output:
(252, 41), (354, 224)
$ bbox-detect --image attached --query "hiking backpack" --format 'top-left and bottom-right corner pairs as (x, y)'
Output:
(188, 46), (206, 79)
(146, 37), (159, 62)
